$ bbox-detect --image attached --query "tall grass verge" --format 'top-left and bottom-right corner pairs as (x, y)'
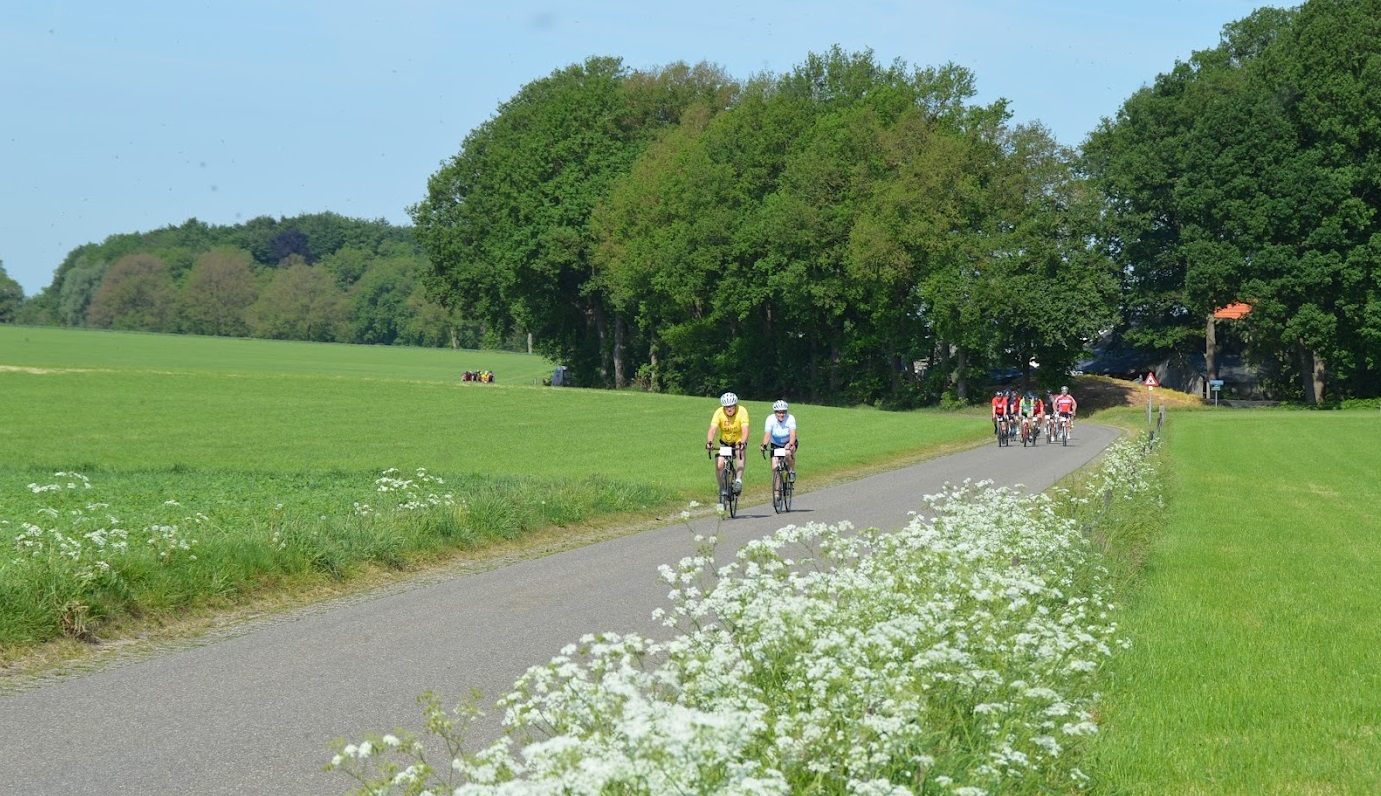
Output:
(328, 434), (1165, 795)
(0, 468), (673, 654)
(1083, 410), (1381, 794)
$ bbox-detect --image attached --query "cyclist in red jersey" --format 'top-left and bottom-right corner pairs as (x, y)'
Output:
(1053, 385), (1078, 433)
(990, 390), (1006, 435)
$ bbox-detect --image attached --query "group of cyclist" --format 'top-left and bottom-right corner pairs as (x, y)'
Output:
(991, 385), (1078, 444)
(704, 384), (1077, 503)
(706, 392), (797, 496)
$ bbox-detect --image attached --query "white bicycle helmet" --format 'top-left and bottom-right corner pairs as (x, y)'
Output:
(720, 392), (738, 407)
(772, 400), (789, 411)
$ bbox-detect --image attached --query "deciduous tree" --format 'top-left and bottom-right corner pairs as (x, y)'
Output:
(85, 253), (177, 331)
(177, 247), (259, 336)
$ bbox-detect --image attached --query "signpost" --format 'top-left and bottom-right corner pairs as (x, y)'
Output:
(1208, 378), (1223, 407)
(1144, 372), (1157, 425)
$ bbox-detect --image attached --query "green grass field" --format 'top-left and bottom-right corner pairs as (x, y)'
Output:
(0, 326), (988, 658)
(1086, 409), (1381, 794)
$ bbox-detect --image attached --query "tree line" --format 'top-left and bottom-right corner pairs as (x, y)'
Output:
(411, 49), (1118, 406)
(2, 214), (520, 351)
(5, 0), (1377, 404)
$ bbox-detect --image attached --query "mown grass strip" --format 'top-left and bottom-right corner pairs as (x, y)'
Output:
(1086, 410), (1381, 794)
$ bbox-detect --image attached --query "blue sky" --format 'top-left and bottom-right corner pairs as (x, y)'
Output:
(2, 0), (1265, 297)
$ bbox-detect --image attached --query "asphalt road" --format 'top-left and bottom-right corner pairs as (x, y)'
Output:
(1, 423), (1120, 795)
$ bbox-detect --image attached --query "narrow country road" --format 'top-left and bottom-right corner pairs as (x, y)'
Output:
(1, 424), (1120, 794)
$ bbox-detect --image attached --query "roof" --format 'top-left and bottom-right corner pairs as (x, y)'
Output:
(1213, 302), (1252, 320)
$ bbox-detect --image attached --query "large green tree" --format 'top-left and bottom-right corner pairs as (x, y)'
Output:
(979, 124), (1121, 389)
(177, 247), (260, 336)
(248, 261), (349, 342)
(85, 253), (177, 332)
(1085, 0), (1380, 402)
(0, 262), (22, 323)
(592, 48), (1107, 405)
(411, 58), (736, 387)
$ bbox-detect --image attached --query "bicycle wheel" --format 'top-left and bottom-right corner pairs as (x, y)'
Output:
(771, 465), (783, 513)
(782, 464), (793, 512)
(718, 463), (732, 511)
(726, 464), (739, 518)
(1061, 420), (1069, 446)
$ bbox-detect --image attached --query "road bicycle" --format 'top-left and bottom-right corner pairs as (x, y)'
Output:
(995, 416), (1010, 447)
(1054, 413), (1072, 446)
(762, 444), (794, 513)
(1020, 414), (1037, 447)
(708, 444), (740, 518)
(1044, 412), (1057, 444)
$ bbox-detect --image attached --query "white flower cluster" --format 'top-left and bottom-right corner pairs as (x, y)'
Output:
(10, 505), (130, 583)
(26, 471), (92, 494)
(1084, 434), (1160, 505)
(6, 474), (205, 575)
(146, 522), (199, 563)
(331, 445), (1164, 795)
(372, 468), (457, 512)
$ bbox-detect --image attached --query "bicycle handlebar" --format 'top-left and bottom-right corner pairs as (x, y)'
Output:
(708, 442), (744, 460)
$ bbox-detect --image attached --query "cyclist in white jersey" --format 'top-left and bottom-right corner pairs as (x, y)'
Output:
(760, 400), (798, 481)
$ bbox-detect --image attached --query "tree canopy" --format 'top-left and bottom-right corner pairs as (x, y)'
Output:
(9, 212), (506, 350)
(416, 48), (1115, 404)
(1084, 0), (1381, 402)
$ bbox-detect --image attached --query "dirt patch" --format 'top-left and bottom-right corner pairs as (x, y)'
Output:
(0, 365), (99, 375)
(1072, 374), (1203, 412)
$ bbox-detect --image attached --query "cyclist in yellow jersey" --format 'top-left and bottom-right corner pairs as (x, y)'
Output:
(706, 392), (750, 494)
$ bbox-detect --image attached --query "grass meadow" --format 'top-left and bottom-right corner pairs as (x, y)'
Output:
(0, 326), (987, 662)
(1086, 409), (1381, 794)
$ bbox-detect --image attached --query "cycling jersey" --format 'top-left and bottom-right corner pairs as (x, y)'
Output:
(1019, 398), (1035, 416)
(1053, 394), (1077, 414)
(764, 412), (797, 446)
(710, 406), (751, 444)
(991, 396), (1005, 415)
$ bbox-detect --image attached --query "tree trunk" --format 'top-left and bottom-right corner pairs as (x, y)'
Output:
(612, 314), (627, 389)
(954, 345), (968, 401)
(829, 338), (842, 397)
(526, 332), (533, 355)
(1299, 343), (1325, 404)
(590, 300), (609, 386)
(1204, 314), (1217, 398)
(648, 337), (660, 393)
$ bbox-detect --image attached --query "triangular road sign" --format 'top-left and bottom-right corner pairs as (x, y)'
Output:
(1144, 372), (1159, 387)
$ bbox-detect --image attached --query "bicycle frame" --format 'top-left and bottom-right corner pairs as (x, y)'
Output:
(762, 445), (792, 513)
(710, 444), (740, 517)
